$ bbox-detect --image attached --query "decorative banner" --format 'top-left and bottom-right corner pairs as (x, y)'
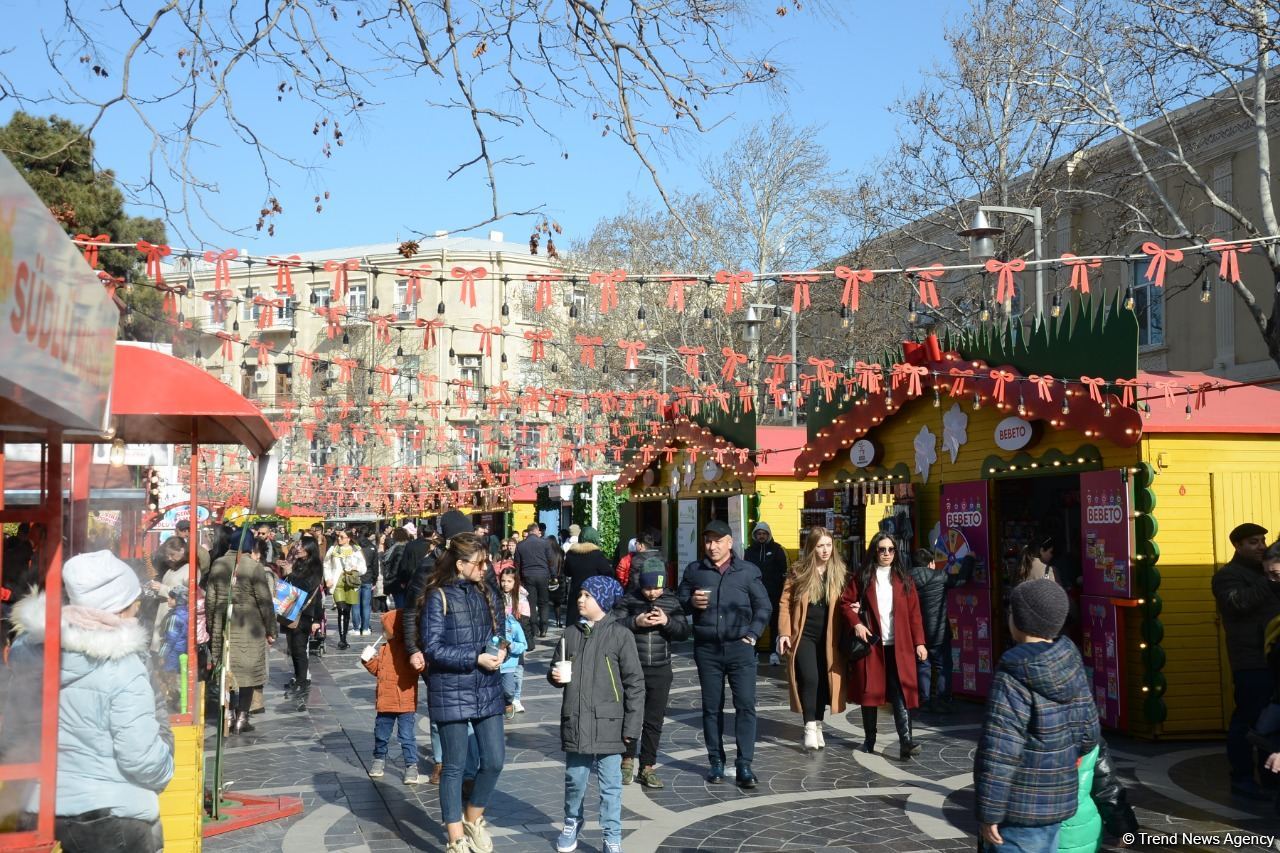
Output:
(937, 481), (991, 587)
(947, 589), (994, 699)
(1080, 594), (1125, 729)
(1080, 469), (1133, 598)
(993, 416), (1035, 451)
(938, 481), (993, 699)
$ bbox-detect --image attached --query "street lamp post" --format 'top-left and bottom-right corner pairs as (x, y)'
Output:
(737, 302), (798, 426)
(959, 205), (1046, 319)
(625, 352), (669, 391)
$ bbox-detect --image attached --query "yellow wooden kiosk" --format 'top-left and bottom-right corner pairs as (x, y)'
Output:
(794, 300), (1280, 738)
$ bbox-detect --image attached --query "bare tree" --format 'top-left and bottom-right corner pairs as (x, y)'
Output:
(10, 1), (813, 242)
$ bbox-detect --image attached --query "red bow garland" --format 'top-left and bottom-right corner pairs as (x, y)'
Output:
(451, 266), (487, 308)
(1114, 378), (1139, 407)
(809, 356), (839, 401)
(1079, 376), (1106, 404)
(707, 387), (732, 414)
(663, 274), (696, 313)
(764, 353), (794, 387)
(204, 288), (234, 324)
(157, 280), (187, 319)
(415, 318), (444, 349)
(1060, 254), (1101, 293)
(473, 323), (501, 357)
(135, 240), (170, 283)
(528, 271), (562, 313)
(1029, 374), (1055, 401)
(1154, 381), (1176, 407)
(716, 269), (752, 314)
(720, 346), (748, 382)
(913, 265), (944, 308)
(296, 351), (318, 380)
(985, 258), (1025, 304)
(204, 248), (239, 292)
(989, 369), (1015, 403)
(368, 313), (393, 344)
(588, 268), (625, 314)
(214, 331), (239, 360)
(855, 361), (883, 394)
(248, 340), (272, 366)
(618, 339), (646, 370)
(834, 266), (874, 312)
(891, 363), (928, 397)
(418, 372), (439, 398)
(373, 365), (399, 394)
(333, 357), (358, 383)
(325, 258), (359, 302)
(677, 346), (705, 379)
(1141, 242), (1184, 287)
(253, 295), (283, 329)
(396, 265), (431, 306)
(76, 234), (111, 268)
(455, 381), (474, 417)
(576, 335), (604, 368)
(486, 382), (513, 418)
(268, 255), (301, 297)
(734, 382), (755, 412)
(946, 368), (974, 396)
(97, 270), (124, 299)
(524, 329), (553, 362)
(784, 271), (819, 313)
(1209, 238), (1251, 284)
(317, 304), (348, 339)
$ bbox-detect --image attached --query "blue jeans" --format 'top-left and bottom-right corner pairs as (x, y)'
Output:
(373, 711), (418, 766)
(356, 584), (373, 632)
(429, 718), (480, 772)
(981, 822), (1061, 853)
(694, 640), (758, 767)
(917, 632), (953, 702)
(1228, 668), (1274, 782)
(437, 713), (504, 825)
(564, 752), (622, 845)
(502, 667), (524, 703)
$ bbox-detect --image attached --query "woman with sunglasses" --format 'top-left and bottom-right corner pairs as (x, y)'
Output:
(839, 532), (928, 760)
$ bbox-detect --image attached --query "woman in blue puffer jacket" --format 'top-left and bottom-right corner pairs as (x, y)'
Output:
(6, 550), (174, 853)
(419, 532), (507, 853)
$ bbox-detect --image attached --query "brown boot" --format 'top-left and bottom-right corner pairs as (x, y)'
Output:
(428, 764), (443, 785)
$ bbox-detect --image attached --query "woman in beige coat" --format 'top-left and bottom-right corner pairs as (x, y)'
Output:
(777, 526), (848, 751)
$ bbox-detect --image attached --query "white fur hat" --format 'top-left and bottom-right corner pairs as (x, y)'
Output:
(62, 550), (141, 614)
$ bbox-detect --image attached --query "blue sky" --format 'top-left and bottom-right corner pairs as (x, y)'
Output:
(3, 3), (955, 252)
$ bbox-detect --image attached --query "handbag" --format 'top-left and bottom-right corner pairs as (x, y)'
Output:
(847, 577), (881, 661)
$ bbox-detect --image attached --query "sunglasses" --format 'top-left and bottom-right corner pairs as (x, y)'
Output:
(876, 546), (896, 554)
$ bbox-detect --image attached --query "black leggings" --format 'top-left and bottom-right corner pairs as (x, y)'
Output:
(794, 637), (830, 723)
(336, 603), (352, 641)
(286, 626), (310, 683)
(234, 684), (259, 713)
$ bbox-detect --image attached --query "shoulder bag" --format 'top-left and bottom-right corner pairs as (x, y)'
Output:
(847, 575), (882, 661)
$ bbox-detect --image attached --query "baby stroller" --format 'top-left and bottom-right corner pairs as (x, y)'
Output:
(308, 609), (328, 658)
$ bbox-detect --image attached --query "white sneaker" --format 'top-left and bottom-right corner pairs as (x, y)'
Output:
(462, 815), (493, 853)
(512, 699), (525, 713)
(816, 724), (826, 750)
(769, 652), (781, 666)
(803, 721), (820, 751)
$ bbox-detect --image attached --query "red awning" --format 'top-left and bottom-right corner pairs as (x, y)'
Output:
(107, 344), (276, 456)
(755, 426), (808, 477)
(1139, 370), (1280, 434)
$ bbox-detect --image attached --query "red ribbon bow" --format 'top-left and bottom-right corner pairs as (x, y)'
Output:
(1208, 238), (1251, 284)
(450, 266), (487, 308)
(576, 335), (604, 367)
(914, 265), (944, 308)
(834, 266), (874, 312)
(373, 365), (399, 394)
(528, 271), (562, 313)
(985, 258), (1025, 304)
(214, 331), (239, 360)
(76, 234), (111, 268)
(317, 303), (348, 339)
(203, 288), (234, 324)
(855, 361), (883, 394)
(716, 269), (753, 314)
(765, 353), (794, 386)
(156, 279), (187, 319)
(248, 340), (272, 366)
(618, 339), (647, 371)
(333, 357), (358, 383)
(720, 347), (748, 382)
(204, 248), (239, 291)
(677, 346), (705, 380)
(415, 317), (444, 349)
(325, 258), (360, 302)
(135, 240), (170, 283)
(97, 270), (124, 299)
(1079, 376), (1106, 404)
(891, 363), (928, 397)
(1029, 374), (1055, 401)
(588, 269), (626, 314)
(989, 369), (1015, 403)
(419, 372), (439, 398)
(267, 255), (301, 297)
(1154, 380), (1177, 407)
(295, 350), (317, 380)
(253, 295), (283, 329)
(1141, 242), (1184, 288)
(663, 274), (697, 313)
(368, 313), (393, 344)
(1059, 254), (1101, 293)
(473, 323), (501, 357)
(808, 356), (838, 401)
(397, 265), (431, 307)
(785, 272), (819, 313)
(1114, 378), (1139, 407)
(524, 329), (554, 362)
(948, 368), (975, 397)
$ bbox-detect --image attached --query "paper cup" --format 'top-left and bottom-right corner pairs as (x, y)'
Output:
(554, 660), (573, 683)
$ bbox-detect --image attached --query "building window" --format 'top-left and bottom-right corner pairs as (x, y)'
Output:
(345, 443), (366, 468)
(309, 438), (330, 467)
(456, 425), (481, 467)
(395, 280), (415, 320)
(397, 355), (420, 397)
(276, 363), (293, 398)
(348, 284), (368, 314)
(572, 290), (586, 318)
(240, 367), (254, 398)
(458, 354), (482, 388)
(279, 297), (296, 322)
(242, 288), (259, 322)
(1132, 261), (1165, 348)
(399, 432), (424, 467)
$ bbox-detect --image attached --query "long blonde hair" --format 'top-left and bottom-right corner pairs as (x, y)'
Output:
(791, 526), (847, 604)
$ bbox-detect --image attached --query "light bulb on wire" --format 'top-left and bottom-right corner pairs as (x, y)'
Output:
(1200, 279), (1212, 303)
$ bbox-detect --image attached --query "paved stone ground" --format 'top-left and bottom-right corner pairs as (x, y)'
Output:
(204, 623), (1280, 853)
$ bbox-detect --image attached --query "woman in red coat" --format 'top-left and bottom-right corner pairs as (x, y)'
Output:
(839, 531), (928, 760)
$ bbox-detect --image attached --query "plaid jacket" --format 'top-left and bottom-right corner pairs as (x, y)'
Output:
(974, 636), (1100, 827)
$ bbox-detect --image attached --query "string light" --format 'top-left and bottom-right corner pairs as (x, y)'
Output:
(1123, 286), (1135, 310)
(1061, 394), (1070, 415)
(772, 303), (784, 329)
(1200, 279), (1212, 303)
(701, 304), (713, 329)
(972, 393), (981, 411)
(907, 301), (918, 324)
(1017, 392), (1027, 417)
(637, 305), (647, 331)
(840, 305), (851, 329)
(1050, 293), (1062, 318)
(500, 301), (511, 326)
(933, 385), (941, 407)
(979, 297), (990, 323)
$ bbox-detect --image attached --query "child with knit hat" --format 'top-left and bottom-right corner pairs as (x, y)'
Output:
(549, 576), (644, 853)
(975, 579), (1100, 853)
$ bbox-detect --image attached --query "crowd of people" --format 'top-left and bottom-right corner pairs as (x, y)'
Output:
(3, 510), (1279, 853)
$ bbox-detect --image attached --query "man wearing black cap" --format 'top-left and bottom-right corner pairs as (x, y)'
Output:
(677, 519), (771, 788)
(403, 509), (474, 673)
(1211, 522), (1280, 800)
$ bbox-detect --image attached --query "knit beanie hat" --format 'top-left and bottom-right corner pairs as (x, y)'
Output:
(569, 524), (582, 537)
(439, 509), (473, 541)
(63, 550), (141, 614)
(581, 575), (623, 613)
(1009, 578), (1069, 639)
(578, 526), (601, 546)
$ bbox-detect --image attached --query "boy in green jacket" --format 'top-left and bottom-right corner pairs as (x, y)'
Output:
(549, 576), (644, 853)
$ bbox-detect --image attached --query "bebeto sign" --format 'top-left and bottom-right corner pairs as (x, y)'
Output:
(993, 416), (1036, 451)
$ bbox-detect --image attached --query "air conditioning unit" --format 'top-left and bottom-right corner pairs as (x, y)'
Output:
(220, 373), (233, 386)
(254, 367), (270, 384)
(395, 303), (414, 320)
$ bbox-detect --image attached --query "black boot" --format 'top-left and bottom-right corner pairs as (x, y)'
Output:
(294, 679), (312, 710)
(894, 702), (920, 760)
(283, 678), (298, 698)
(860, 706), (878, 753)
(233, 711), (255, 734)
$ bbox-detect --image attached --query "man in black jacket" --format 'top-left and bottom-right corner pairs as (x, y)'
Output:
(745, 522), (789, 665)
(1211, 522), (1280, 800)
(515, 523), (559, 638)
(677, 520), (771, 789)
(403, 510), (471, 673)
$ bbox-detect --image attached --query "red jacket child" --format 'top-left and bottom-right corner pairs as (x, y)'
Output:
(361, 609), (418, 713)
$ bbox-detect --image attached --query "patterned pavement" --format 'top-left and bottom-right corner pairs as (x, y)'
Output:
(204, 622), (1280, 852)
